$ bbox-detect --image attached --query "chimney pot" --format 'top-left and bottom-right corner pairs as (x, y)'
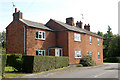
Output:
(76, 20), (83, 28)
(15, 8), (17, 13)
(84, 24), (90, 31)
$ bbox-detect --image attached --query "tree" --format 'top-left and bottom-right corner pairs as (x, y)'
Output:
(1, 31), (6, 49)
(103, 25), (113, 58)
(107, 35), (120, 57)
(97, 31), (103, 37)
(0, 32), (2, 48)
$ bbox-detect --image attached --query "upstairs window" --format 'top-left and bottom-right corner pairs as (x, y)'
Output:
(97, 38), (100, 45)
(75, 51), (81, 58)
(74, 33), (81, 42)
(36, 50), (45, 56)
(90, 36), (92, 44)
(98, 52), (100, 60)
(36, 31), (45, 40)
(90, 51), (92, 56)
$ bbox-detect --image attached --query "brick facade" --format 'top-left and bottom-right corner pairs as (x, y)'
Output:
(6, 9), (103, 65)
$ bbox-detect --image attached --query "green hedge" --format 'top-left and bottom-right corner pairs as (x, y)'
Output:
(6, 54), (23, 72)
(104, 57), (119, 63)
(1, 54), (6, 77)
(22, 55), (69, 73)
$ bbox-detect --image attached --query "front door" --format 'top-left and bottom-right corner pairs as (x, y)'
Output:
(55, 48), (60, 56)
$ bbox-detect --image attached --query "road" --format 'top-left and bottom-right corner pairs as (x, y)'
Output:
(19, 63), (119, 78)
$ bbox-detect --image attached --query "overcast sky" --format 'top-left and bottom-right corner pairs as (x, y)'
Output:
(0, 0), (119, 34)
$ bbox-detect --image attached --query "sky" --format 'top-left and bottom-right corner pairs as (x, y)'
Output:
(0, 0), (119, 34)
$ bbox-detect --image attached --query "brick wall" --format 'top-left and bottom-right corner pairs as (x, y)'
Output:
(6, 20), (24, 54)
(25, 26), (56, 55)
(68, 31), (103, 65)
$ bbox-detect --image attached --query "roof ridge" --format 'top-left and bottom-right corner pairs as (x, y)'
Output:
(20, 19), (45, 25)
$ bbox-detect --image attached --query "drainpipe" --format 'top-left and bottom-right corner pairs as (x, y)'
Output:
(23, 25), (26, 55)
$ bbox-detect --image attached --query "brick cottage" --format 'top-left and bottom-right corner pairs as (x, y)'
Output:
(6, 8), (103, 65)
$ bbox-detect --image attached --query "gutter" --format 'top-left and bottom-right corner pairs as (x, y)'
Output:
(23, 25), (26, 55)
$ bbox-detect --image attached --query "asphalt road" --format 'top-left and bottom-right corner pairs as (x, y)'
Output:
(19, 63), (119, 78)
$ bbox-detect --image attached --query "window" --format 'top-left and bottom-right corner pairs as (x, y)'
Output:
(90, 51), (92, 56)
(97, 38), (100, 45)
(90, 36), (92, 44)
(87, 51), (89, 55)
(36, 31), (45, 40)
(75, 51), (81, 58)
(36, 50), (45, 56)
(98, 52), (100, 60)
(74, 33), (81, 41)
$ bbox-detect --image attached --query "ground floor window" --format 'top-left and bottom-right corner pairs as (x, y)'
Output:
(90, 51), (92, 56)
(98, 52), (100, 60)
(75, 51), (81, 58)
(36, 50), (45, 56)
(87, 51), (89, 55)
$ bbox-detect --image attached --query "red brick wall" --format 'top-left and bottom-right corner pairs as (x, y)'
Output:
(68, 31), (103, 65)
(46, 19), (67, 31)
(25, 26), (56, 55)
(56, 31), (68, 56)
(6, 20), (24, 54)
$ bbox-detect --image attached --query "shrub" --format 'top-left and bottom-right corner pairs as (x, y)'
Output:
(22, 55), (69, 73)
(104, 57), (119, 63)
(80, 55), (95, 66)
(77, 64), (83, 67)
(6, 54), (23, 72)
(1, 54), (6, 77)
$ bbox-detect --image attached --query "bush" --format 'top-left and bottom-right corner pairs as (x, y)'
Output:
(80, 55), (95, 66)
(6, 54), (23, 72)
(77, 64), (83, 67)
(104, 57), (119, 63)
(1, 54), (6, 77)
(22, 55), (69, 73)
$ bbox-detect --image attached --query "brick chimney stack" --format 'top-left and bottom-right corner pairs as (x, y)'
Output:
(76, 21), (83, 28)
(13, 8), (23, 20)
(84, 24), (90, 31)
(66, 17), (74, 26)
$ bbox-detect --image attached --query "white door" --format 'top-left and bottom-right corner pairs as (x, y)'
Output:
(55, 48), (60, 56)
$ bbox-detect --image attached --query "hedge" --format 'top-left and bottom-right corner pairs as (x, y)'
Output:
(6, 54), (23, 72)
(0, 54), (6, 78)
(22, 55), (69, 73)
(104, 57), (119, 63)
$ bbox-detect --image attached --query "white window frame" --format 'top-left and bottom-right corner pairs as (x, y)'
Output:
(36, 50), (45, 56)
(36, 30), (45, 40)
(97, 38), (100, 46)
(98, 52), (100, 60)
(90, 36), (92, 44)
(90, 51), (92, 56)
(74, 33), (81, 42)
(75, 50), (81, 58)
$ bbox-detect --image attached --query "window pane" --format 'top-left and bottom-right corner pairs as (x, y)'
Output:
(36, 50), (39, 55)
(43, 32), (45, 39)
(36, 31), (38, 38)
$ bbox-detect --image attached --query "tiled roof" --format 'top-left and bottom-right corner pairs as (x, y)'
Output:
(52, 19), (103, 38)
(52, 19), (86, 34)
(20, 19), (53, 31)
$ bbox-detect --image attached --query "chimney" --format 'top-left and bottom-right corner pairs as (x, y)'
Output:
(66, 17), (74, 26)
(76, 21), (83, 28)
(13, 8), (23, 20)
(84, 24), (90, 31)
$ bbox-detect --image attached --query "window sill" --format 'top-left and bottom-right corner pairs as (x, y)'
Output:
(35, 38), (45, 41)
(75, 57), (81, 59)
(74, 40), (81, 42)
